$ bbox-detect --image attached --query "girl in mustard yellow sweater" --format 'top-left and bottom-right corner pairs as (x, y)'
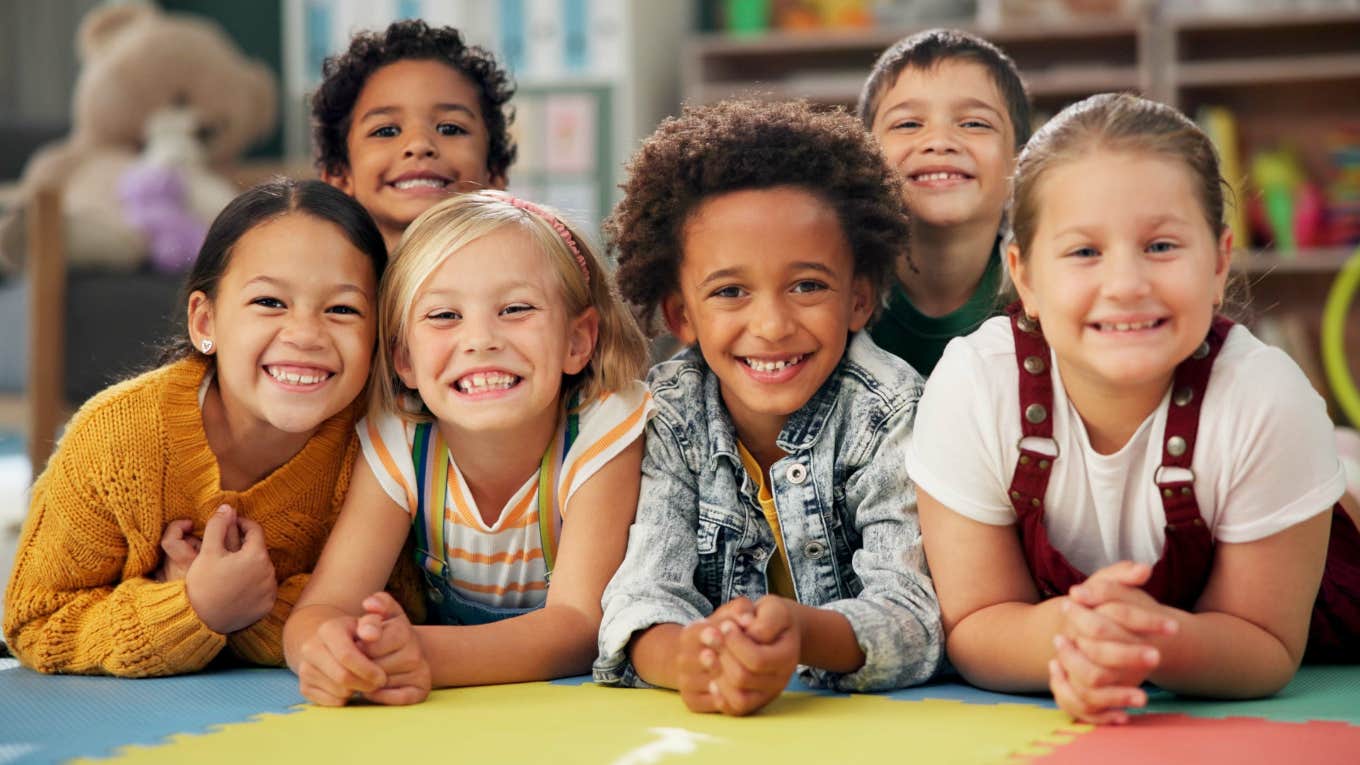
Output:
(3, 179), (392, 676)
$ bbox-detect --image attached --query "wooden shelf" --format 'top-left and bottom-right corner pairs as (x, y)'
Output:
(1234, 248), (1358, 276)
(1176, 53), (1360, 88)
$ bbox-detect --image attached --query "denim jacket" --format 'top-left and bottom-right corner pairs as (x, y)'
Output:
(594, 331), (943, 692)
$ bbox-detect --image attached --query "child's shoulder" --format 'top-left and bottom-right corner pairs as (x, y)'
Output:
(644, 345), (713, 409)
(65, 358), (203, 438)
(1209, 323), (1320, 406)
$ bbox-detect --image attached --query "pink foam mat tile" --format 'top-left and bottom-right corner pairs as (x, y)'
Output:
(1025, 712), (1360, 765)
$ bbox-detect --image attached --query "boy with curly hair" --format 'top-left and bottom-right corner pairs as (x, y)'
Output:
(313, 19), (516, 251)
(858, 28), (1030, 376)
(594, 100), (943, 716)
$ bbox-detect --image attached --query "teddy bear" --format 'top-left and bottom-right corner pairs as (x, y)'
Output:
(0, 3), (277, 274)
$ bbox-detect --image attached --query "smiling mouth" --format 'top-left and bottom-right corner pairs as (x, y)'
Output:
(265, 365), (333, 386)
(455, 371), (521, 394)
(391, 177), (451, 191)
(741, 354), (806, 372)
(1092, 319), (1165, 332)
(909, 171), (972, 182)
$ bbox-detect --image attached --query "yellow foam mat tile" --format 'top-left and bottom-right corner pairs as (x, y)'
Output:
(87, 682), (1091, 765)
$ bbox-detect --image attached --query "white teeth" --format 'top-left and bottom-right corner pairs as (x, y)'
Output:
(266, 366), (329, 385)
(393, 178), (448, 190)
(914, 171), (966, 182)
(456, 371), (519, 393)
(744, 355), (804, 372)
(1098, 319), (1159, 332)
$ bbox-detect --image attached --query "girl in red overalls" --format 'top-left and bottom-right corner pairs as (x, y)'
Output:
(907, 93), (1359, 725)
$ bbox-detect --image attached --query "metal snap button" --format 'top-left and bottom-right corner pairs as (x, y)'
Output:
(428, 588), (445, 604)
(1025, 403), (1048, 424)
(1173, 386), (1194, 407)
(803, 541), (827, 560)
(750, 547), (767, 562)
(1023, 355), (1046, 375)
(785, 463), (808, 484)
(1016, 314), (1038, 333)
(1167, 435), (1187, 457)
(1192, 341), (1211, 360)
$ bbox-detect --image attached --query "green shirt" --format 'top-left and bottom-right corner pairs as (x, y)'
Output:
(869, 244), (1004, 378)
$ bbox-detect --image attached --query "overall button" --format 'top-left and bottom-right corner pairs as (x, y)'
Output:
(785, 463), (808, 484)
(1023, 355), (1046, 375)
(1167, 435), (1187, 457)
(803, 541), (827, 560)
(1025, 403), (1048, 424)
(428, 588), (445, 604)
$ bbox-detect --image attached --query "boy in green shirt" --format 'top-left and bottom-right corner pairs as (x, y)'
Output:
(858, 29), (1031, 376)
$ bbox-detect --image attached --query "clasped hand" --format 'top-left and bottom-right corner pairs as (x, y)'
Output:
(1048, 561), (1180, 725)
(675, 596), (800, 716)
(295, 592), (432, 707)
(156, 505), (277, 634)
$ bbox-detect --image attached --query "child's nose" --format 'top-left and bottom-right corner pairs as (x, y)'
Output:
(281, 313), (325, 349)
(919, 124), (961, 154)
(402, 129), (438, 158)
(750, 298), (796, 341)
(458, 314), (503, 352)
(1102, 252), (1153, 299)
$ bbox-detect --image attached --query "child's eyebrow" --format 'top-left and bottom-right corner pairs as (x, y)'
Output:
(697, 261), (839, 289)
(879, 97), (1005, 121)
(243, 276), (370, 296)
(357, 103), (478, 123)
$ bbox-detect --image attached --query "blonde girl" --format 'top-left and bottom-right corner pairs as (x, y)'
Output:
(284, 191), (651, 705)
(909, 93), (1359, 725)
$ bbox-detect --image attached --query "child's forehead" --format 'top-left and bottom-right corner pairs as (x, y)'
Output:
(355, 58), (483, 111)
(881, 59), (1010, 116)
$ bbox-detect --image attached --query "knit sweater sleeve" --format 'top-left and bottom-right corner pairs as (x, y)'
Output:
(3, 374), (226, 676)
(227, 573), (308, 666)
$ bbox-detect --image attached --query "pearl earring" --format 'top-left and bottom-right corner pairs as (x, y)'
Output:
(200, 338), (213, 354)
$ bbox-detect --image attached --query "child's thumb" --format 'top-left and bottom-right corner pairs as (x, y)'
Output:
(199, 505), (235, 555)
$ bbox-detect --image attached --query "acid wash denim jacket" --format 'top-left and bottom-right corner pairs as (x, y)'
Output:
(594, 331), (943, 692)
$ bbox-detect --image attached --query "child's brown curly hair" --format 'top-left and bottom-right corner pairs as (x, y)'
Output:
(312, 19), (517, 181)
(606, 99), (911, 336)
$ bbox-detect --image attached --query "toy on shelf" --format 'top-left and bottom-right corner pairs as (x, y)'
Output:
(1327, 125), (1360, 247)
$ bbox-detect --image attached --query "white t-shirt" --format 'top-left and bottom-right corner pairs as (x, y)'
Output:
(359, 382), (653, 608)
(906, 316), (1344, 575)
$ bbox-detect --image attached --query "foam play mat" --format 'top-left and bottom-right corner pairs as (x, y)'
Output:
(1, 658), (1357, 764)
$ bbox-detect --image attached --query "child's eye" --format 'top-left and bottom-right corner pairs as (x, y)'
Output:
(500, 303), (536, 316)
(1067, 246), (1100, 259)
(251, 297), (285, 309)
(891, 119), (922, 131)
(1147, 240), (1178, 255)
(710, 285), (746, 300)
(437, 123), (469, 136)
(370, 125), (399, 138)
(326, 304), (362, 316)
(791, 280), (828, 294)
(960, 119), (993, 130)
(426, 309), (460, 321)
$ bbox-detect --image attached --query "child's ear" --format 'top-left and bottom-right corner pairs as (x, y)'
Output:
(1006, 242), (1037, 318)
(393, 343), (418, 389)
(1212, 228), (1233, 308)
(487, 170), (508, 191)
(564, 307), (599, 376)
(321, 164), (354, 196)
(187, 291), (214, 354)
(661, 292), (697, 345)
(848, 276), (875, 332)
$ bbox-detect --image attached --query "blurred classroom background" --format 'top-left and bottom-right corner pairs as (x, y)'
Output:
(2, 0), (1360, 581)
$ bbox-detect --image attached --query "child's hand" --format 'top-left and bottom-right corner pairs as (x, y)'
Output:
(153, 519), (201, 582)
(707, 595), (799, 716)
(672, 598), (758, 713)
(294, 614), (386, 707)
(353, 592), (430, 706)
(184, 505), (278, 634)
(1050, 562), (1179, 724)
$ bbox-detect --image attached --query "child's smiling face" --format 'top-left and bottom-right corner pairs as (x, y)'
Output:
(324, 59), (502, 248)
(1009, 149), (1231, 414)
(871, 59), (1016, 232)
(664, 186), (874, 445)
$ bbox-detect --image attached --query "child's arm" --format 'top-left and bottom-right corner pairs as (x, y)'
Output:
(796, 408), (944, 691)
(283, 458), (410, 704)
(3, 468), (229, 677)
(1117, 511), (1330, 697)
(411, 438), (645, 686)
(593, 418), (717, 695)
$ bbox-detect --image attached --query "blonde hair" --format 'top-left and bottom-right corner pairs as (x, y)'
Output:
(1010, 92), (1227, 258)
(374, 191), (649, 422)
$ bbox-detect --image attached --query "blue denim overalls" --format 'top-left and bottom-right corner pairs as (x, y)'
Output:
(409, 412), (578, 625)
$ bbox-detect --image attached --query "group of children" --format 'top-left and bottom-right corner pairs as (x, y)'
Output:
(4, 20), (1357, 725)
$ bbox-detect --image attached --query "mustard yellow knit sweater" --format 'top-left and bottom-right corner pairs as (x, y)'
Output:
(4, 356), (364, 677)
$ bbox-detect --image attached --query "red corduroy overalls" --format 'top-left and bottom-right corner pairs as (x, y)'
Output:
(1003, 302), (1359, 662)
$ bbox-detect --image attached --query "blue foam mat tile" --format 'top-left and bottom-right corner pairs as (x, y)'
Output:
(0, 665), (303, 764)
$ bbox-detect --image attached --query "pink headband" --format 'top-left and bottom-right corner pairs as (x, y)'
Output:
(503, 194), (590, 286)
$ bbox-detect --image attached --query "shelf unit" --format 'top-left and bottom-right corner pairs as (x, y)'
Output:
(682, 7), (1360, 408)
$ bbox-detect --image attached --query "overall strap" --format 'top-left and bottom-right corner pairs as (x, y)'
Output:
(1153, 316), (1233, 526)
(536, 394), (581, 581)
(411, 422), (452, 579)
